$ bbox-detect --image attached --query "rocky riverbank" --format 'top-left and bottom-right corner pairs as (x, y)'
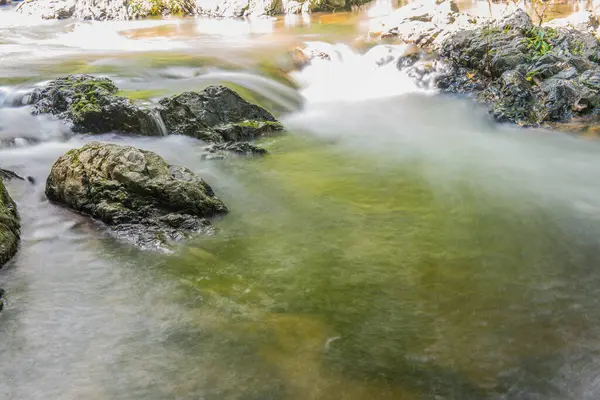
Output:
(14, 0), (370, 20)
(295, 1), (600, 128)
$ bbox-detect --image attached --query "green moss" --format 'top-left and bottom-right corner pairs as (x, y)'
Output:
(0, 180), (19, 268)
(569, 40), (584, 56)
(116, 89), (166, 101)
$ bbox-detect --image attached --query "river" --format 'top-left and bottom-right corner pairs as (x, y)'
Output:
(2, 2), (600, 400)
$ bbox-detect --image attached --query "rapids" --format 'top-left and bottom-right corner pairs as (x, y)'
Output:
(2, 3), (600, 400)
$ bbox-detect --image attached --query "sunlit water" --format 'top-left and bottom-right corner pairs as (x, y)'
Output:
(2, 3), (600, 400)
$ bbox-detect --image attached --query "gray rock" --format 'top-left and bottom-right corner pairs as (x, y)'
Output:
(0, 168), (25, 182)
(17, 0), (196, 19)
(29, 75), (162, 136)
(158, 85), (283, 143)
(490, 70), (540, 126)
(0, 180), (19, 268)
(204, 141), (268, 158)
(435, 9), (600, 126)
(540, 78), (581, 122)
(46, 142), (227, 250)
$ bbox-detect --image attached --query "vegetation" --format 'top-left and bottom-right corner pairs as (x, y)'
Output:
(523, 27), (556, 56)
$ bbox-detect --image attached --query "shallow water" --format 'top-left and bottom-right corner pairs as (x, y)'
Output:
(3, 3), (600, 400)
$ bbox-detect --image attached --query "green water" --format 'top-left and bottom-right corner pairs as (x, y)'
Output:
(144, 134), (597, 399)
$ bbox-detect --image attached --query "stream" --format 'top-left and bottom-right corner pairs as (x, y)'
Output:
(2, 3), (600, 400)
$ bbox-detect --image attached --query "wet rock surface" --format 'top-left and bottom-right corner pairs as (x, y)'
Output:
(435, 9), (600, 126)
(0, 179), (20, 267)
(16, 0), (196, 20)
(28, 76), (283, 144)
(15, 0), (371, 19)
(158, 85), (283, 143)
(29, 75), (161, 135)
(45, 142), (227, 250)
(203, 141), (268, 159)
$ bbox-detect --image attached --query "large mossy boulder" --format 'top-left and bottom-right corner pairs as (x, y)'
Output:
(46, 142), (227, 249)
(158, 85), (284, 143)
(30, 75), (163, 135)
(0, 180), (20, 267)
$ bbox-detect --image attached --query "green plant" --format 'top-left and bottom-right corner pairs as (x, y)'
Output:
(523, 27), (555, 56)
(525, 69), (542, 83)
(569, 40), (584, 56)
(481, 24), (500, 37)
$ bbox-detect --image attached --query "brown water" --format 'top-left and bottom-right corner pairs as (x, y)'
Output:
(2, 3), (600, 400)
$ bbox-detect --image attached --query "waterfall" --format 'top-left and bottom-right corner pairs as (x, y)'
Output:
(142, 108), (168, 137)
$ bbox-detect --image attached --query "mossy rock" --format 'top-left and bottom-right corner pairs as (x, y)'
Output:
(30, 75), (163, 136)
(0, 180), (20, 267)
(158, 85), (284, 143)
(46, 142), (227, 250)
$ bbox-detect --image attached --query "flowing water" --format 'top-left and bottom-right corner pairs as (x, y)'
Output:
(3, 3), (600, 400)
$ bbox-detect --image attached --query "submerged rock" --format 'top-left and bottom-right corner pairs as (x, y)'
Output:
(203, 141), (268, 158)
(45, 142), (227, 249)
(29, 75), (163, 136)
(158, 85), (284, 143)
(0, 180), (20, 267)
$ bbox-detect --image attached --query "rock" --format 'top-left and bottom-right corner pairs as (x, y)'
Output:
(0, 288), (4, 312)
(540, 78), (581, 122)
(158, 85), (283, 143)
(196, 0), (281, 17)
(29, 75), (162, 135)
(16, 0), (371, 19)
(498, 8), (533, 33)
(370, 0), (485, 49)
(431, 9), (600, 126)
(16, 0), (76, 19)
(17, 0), (196, 19)
(0, 168), (25, 182)
(45, 142), (227, 249)
(0, 180), (20, 268)
(488, 70), (540, 126)
(204, 141), (268, 158)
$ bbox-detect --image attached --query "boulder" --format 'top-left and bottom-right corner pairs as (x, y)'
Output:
(203, 141), (268, 159)
(370, 0), (486, 49)
(158, 85), (284, 143)
(0, 180), (20, 267)
(46, 142), (227, 249)
(29, 75), (163, 136)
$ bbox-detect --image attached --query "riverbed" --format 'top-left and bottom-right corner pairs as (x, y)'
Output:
(2, 3), (600, 400)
